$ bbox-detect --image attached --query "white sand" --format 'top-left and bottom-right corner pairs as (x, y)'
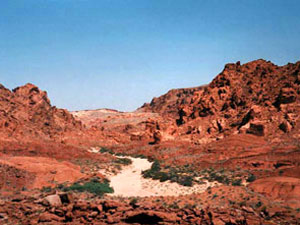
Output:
(100, 156), (216, 197)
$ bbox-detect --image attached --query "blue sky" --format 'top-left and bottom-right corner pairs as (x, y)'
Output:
(0, 0), (299, 111)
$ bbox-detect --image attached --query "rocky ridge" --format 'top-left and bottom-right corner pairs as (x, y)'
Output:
(1, 59), (300, 224)
(0, 83), (83, 142)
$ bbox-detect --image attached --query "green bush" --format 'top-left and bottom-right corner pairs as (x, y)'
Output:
(63, 179), (114, 196)
(113, 158), (132, 165)
(179, 176), (193, 187)
(41, 186), (52, 193)
(214, 174), (225, 183)
(133, 154), (148, 159)
(129, 198), (138, 207)
(142, 160), (195, 186)
(212, 194), (218, 199)
(232, 178), (242, 186)
(255, 201), (262, 208)
(99, 147), (114, 154)
(246, 174), (256, 182)
(157, 172), (169, 182)
(151, 160), (161, 172)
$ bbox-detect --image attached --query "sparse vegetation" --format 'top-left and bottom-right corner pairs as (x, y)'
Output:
(142, 161), (248, 187)
(129, 198), (138, 207)
(169, 201), (180, 209)
(246, 174), (256, 182)
(142, 160), (194, 187)
(197, 167), (247, 186)
(41, 186), (52, 193)
(113, 158), (132, 165)
(212, 194), (218, 199)
(255, 201), (262, 209)
(133, 154), (148, 159)
(232, 178), (242, 186)
(99, 147), (114, 154)
(63, 179), (114, 196)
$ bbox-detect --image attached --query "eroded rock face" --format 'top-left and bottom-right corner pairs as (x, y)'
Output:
(250, 177), (300, 208)
(0, 83), (83, 142)
(140, 86), (206, 117)
(71, 60), (300, 147)
(0, 60), (300, 224)
(172, 60), (300, 140)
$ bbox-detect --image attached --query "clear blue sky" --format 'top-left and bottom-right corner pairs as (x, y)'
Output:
(0, 0), (299, 111)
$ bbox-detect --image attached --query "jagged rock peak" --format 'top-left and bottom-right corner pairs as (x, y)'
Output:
(12, 83), (51, 106)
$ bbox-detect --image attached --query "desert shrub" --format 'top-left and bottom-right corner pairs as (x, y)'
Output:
(63, 179), (114, 196)
(232, 178), (242, 186)
(239, 201), (247, 207)
(255, 201), (262, 208)
(158, 172), (169, 182)
(151, 160), (161, 172)
(114, 158), (132, 165)
(99, 147), (114, 154)
(129, 198), (138, 207)
(56, 183), (66, 190)
(229, 200), (235, 205)
(41, 186), (52, 193)
(133, 154), (147, 159)
(179, 176), (193, 187)
(246, 174), (256, 182)
(214, 174), (225, 183)
(223, 177), (230, 185)
(212, 194), (218, 199)
(169, 202), (180, 209)
(142, 161), (195, 186)
(207, 188), (212, 194)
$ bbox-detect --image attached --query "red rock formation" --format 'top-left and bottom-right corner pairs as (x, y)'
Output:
(250, 177), (300, 208)
(174, 60), (300, 141)
(140, 86), (206, 117)
(0, 83), (83, 142)
(0, 60), (300, 224)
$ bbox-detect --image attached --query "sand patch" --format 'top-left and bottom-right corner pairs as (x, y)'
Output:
(101, 156), (217, 197)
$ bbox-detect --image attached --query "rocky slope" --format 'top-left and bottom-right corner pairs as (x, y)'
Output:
(175, 59), (300, 142)
(1, 59), (300, 224)
(0, 83), (83, 142)
(0, 83), (111, 193)
(71, 109), (174, 145)
(140, 85), (206, 117)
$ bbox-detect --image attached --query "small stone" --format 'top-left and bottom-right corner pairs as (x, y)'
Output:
(45, 195), (62, 207)
(39, 212), (63, 222)
(107, 215), (114, 224)
(97, 204), (103, 212)
(88, 211), (98, 218)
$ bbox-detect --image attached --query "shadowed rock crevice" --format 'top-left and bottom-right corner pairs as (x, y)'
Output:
(124, 213), (163, 224)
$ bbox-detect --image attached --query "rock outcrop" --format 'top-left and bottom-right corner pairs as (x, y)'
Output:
(0, 83), (83, 142)
(174, 60), (300, 141)
(140, 86), (206, 117)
